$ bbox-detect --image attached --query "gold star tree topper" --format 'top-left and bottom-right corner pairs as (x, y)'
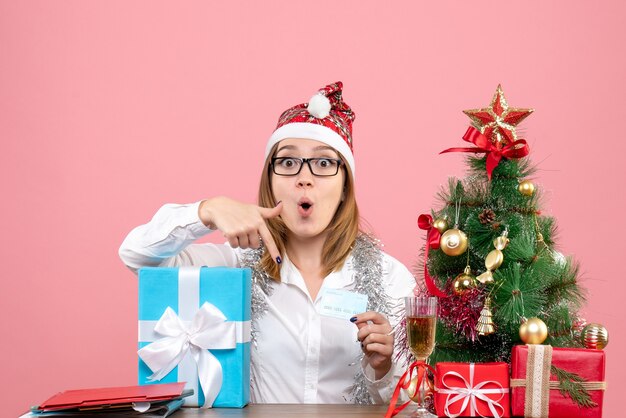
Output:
(463, 85), (534, 147)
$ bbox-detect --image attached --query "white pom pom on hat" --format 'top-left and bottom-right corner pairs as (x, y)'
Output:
(306, 93), (331, 119)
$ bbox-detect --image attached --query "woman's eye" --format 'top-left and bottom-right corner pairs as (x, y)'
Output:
(281, 158), (296, 167)
(317, 159), (331, 168)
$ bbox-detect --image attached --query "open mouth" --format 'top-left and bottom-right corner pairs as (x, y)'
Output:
(298, 198), (314, 216)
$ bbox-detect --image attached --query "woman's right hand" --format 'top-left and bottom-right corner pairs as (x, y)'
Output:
(199, 197), (283, 263)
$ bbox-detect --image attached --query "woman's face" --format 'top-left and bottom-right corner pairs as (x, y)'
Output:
(270, 138), (345, 241)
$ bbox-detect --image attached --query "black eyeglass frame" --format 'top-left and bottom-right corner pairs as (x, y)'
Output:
(270, 157), (343, 177)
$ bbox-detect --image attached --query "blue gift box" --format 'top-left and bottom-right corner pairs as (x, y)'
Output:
(137, 267), (251, 408)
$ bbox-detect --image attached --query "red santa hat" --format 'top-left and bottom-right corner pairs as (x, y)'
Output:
(265, 81), (356, 176)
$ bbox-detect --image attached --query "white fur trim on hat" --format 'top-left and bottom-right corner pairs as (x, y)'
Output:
(265, 122), (355, 177)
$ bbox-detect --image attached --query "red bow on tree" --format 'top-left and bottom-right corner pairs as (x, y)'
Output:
(417, 214), (447, 298)
(440, 126), (530, 180)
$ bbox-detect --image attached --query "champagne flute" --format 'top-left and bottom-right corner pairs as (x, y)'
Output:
(404, 296), (437, 417)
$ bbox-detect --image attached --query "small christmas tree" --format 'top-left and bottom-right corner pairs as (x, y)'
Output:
(418, 85), (587, 365)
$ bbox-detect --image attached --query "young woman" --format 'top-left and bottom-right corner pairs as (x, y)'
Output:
(119, 82), (416, 404)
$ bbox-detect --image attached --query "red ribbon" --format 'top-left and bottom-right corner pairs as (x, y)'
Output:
(384, 360), (437, 418)
(417, 214), (447, 297)
(440, 126), (530, 180)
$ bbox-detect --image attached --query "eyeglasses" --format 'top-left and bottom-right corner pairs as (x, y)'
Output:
(271, 157), (343, 177)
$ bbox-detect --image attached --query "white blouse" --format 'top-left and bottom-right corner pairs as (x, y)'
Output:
(119, 201), (416, 404)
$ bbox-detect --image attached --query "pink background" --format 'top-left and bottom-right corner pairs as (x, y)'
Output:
(1, 1), (624, 416)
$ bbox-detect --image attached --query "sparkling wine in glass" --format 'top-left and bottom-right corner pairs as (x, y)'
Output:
(406, 315), (436, 360)
(404, 297), (437, 418)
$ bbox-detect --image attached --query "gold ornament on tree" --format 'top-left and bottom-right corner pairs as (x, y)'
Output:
(440, 199), (468, 256)
(581, 323), (609, 350)
(441, 229), (468, 256)
(402, 373), (434, 403)
(476, 298), (496, 336)
(432, 217), (449, 234)
(519, 317), (548, 344)
(518, 180), (535, 197)
(533, 214), (550, 255)
(477, 229), (510, 284)
(453, 266), (477, 295)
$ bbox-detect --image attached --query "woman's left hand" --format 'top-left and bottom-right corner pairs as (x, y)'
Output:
(353, 312), (394, 380)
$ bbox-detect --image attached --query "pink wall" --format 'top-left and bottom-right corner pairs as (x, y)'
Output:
(2, 1), (623, 416)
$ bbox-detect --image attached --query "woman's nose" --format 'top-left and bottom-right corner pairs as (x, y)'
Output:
(297, 177), (313, 187)
(296, 163), (314, 187)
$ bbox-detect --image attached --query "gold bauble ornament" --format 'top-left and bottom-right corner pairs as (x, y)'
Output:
(403, 375), (420, 402)
(581, 323), (609, 350)
(476, 298), (496, 336)
(402, 372), (434, 402)
(452, 266), (477, 295)
(518, 180), (535, 197)
(432, 218), (449, 234)
(440, 228), (468, 256)
(519, 317), (548, 344)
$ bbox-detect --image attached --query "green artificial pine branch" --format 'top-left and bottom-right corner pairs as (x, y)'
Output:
(491, 177), (528, 209)
(525, 253), (558, 283)
(544, 304), (578, 347)
(464, 210), (523, 258)
(430, 321), (512, 364)
(461, 174), (490, 204)
(551, 365), (598, 408)
(536, 216), (557, 246)
(436, 179), (466, 210)
(492, 263), (547, 334)
(503, 232), (536, 263)
(544, 258), (586, 309)
(468, 157), (540, 213)
(430, 322), (475, 363)
(467, 155), (535, 180)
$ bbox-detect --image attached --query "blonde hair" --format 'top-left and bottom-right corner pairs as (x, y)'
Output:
(257, 144), (361, 280)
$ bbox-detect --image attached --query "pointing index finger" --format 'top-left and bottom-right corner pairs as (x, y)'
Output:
(259, 222), (281, 264)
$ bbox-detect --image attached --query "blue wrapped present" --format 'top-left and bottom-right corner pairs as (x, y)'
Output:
(137, 267), (251, 408)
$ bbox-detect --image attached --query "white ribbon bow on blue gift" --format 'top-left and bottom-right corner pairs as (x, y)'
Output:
(137, 302), (236, 408)
(438, 363), (508, 418)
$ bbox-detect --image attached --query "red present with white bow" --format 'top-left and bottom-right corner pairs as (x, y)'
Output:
(434, 362), (510, 418)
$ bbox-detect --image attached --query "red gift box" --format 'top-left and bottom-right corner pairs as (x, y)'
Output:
(511, 345), (606, 418)
(435, 362), (510, 418)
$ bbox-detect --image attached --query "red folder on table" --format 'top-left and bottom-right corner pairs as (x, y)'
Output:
(37, 382), (187, 412)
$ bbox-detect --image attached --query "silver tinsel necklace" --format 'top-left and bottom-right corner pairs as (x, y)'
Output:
(239, 233), (391, 405)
